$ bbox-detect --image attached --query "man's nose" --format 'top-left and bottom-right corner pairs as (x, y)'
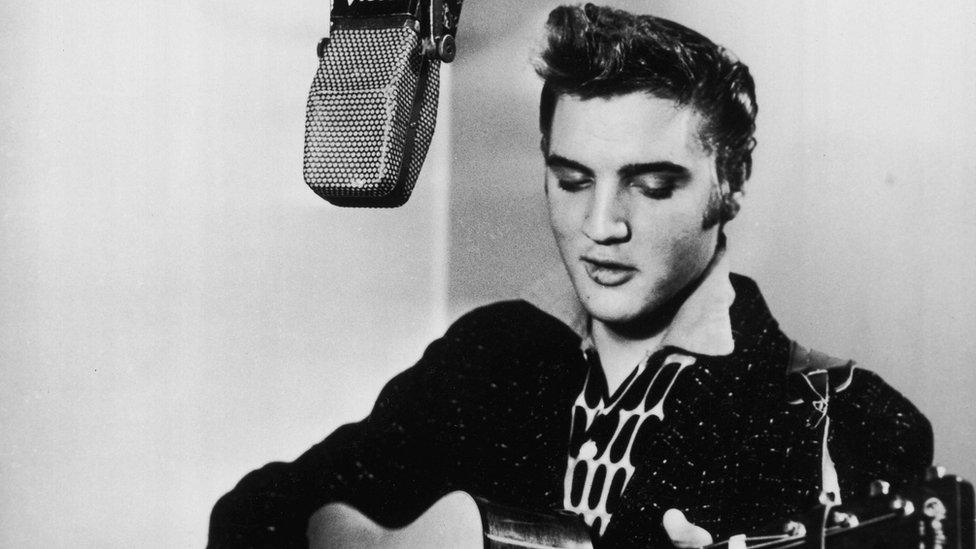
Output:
(582, 183), (630, 243)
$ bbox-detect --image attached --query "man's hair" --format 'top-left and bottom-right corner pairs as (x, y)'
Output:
(536, 3), (758, 221)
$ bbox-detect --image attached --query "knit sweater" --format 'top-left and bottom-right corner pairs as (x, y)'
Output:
(208, 274), (932, 548)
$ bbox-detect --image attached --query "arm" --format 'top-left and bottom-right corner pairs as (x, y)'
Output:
(208, 300), (591, 547)
(207, 334), (464, 548)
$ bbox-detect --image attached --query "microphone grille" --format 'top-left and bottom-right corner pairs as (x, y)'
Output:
(304, 21), (440, 207)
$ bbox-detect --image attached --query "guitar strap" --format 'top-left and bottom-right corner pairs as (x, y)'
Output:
(787, 341), (856, 505)
(787, 341), (853, 377)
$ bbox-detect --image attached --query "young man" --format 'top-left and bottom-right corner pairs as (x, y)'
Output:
(209, 4), (931, 547)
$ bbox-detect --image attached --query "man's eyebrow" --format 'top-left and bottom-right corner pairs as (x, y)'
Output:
(545, 154), (594, 177)
(545, 155), (690, 181)
(618, 161), (690, 180)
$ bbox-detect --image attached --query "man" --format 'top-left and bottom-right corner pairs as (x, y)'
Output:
(209, 4), (932, 547)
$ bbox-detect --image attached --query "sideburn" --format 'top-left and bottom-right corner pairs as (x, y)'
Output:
(701, 183), (725, 229)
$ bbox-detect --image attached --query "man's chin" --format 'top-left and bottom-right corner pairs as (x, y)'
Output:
(580, 299), (652, 328)
(578, 288), (674, 336)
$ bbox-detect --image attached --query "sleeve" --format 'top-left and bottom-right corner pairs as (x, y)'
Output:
(827, 367), (934, 499)
(207, 313), (486, 548)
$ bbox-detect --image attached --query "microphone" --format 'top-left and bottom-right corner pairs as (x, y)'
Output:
(303, 0), (463, 208)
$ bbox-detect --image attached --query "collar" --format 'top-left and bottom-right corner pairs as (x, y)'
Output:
(520, 248), (736, 357)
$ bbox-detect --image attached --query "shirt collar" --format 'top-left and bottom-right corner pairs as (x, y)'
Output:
(520, 247), (736, 357)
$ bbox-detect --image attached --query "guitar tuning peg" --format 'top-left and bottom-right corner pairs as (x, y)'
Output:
(818, 491), (838, 505)
(889, 495), (916, 517)
(870, 480), (891, 496)
(926, 465), (947, 481)
(924, 497), (947, 520)
(783, 520), (806, 537)
(727, 533), (747, 549)
(830, 510), (860, 528)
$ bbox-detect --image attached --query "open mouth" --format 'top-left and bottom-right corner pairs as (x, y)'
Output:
(581, 257), (637, 286)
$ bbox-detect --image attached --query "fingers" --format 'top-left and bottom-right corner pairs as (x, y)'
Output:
(663, 508), (714, 548)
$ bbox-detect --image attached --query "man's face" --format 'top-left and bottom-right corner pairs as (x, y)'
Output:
(544, 92), (723, 330)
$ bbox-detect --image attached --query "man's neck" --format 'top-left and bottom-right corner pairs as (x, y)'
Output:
(590, 319), (666, 394)
(585, 247), (734, 395)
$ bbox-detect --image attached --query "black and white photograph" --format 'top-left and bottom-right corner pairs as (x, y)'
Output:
(2, 1), (974, 547)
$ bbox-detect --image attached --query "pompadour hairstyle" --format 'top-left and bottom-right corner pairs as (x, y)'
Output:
(536, 3), (758, 213)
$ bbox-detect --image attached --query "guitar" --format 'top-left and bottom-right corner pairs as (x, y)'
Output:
(307, 467), (974, 549)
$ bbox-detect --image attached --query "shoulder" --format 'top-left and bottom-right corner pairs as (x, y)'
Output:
(785, 342), (933, 492)
(789, 342), (931, 440)
(412, 300), (585, 383)
(828, 363), (933, 491)
(441, 299), (582, 350)
(834, 366), (931, 433)
(402, 301), (587, 432)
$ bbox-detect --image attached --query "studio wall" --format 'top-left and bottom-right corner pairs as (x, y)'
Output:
(450, 0), (976, 485)
(1, 2), (450, 546)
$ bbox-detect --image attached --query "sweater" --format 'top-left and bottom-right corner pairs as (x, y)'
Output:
(208, 274), (932, 548)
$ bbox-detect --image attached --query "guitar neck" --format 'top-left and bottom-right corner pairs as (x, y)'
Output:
(706, 472), (974, 549)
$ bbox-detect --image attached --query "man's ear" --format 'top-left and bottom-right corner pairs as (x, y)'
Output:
(722, 189), (742, 222)
(716, 177), (742, 222)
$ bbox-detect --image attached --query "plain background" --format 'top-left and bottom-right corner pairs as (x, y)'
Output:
(1, 1), (973, 546)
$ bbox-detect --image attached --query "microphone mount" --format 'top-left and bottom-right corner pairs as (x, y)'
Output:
(423, 0), (462, 62)
(318, 0), (463, 62)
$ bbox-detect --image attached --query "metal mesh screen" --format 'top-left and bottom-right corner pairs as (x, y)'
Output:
(304, 21), (440, 207)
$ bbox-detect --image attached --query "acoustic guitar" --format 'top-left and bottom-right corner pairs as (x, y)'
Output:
(308, 466), (973, 549)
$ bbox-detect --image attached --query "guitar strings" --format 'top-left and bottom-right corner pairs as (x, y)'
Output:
(705, 533), (795, 549)
(705, 510), (905, 549)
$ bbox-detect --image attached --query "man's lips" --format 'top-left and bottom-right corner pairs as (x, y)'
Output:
(581, 256), (637, 286)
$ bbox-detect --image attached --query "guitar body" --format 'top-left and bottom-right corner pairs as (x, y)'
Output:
(308, 491), (485, 549)
(307, 491), (594, 549)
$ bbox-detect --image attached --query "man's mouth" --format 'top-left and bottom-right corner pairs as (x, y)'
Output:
(581, 256), (637, 286)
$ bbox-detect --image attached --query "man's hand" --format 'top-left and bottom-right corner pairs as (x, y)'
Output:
(663, 509), (714, 548)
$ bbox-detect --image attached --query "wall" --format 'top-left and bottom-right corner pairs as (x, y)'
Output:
(451, 0), (976, 485)
(0, 2), (450, 546)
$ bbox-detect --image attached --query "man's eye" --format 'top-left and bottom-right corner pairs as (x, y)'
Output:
(557, 179), (592, 192)
(629, 178), (676, 199)
(636, 186), (674, 199)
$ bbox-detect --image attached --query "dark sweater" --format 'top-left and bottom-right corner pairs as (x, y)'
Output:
(208, 274), (932, 548)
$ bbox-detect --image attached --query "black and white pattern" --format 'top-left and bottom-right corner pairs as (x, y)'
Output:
(564, 350), (696, 536)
